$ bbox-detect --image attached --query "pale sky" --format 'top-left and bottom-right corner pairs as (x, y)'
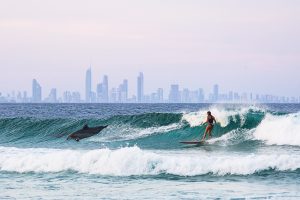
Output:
(0, 0), (299, 98)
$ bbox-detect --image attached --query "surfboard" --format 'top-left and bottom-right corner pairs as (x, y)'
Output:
(180, 141), (205, 145)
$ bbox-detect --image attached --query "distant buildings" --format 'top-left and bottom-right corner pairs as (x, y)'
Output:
(110, 88), (117, 103)
(118, 79), (128, 103)
(45, 88), (57, 103)
(97, 75), (109, 103)
(137, 72), (144, 103)
(1, 70), (299, 104)
(169, 84), (180, 103)
(198, 89), (205, 102)
(85, 68), (92, 103)
(32, 79), (42, 103)
(63, 91), (72, 103)
(157, 88), (164, 103)
(181, 88), (190, 103)
(61, 91), (81, 103)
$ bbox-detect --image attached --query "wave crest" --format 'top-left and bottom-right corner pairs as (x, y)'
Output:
(182, 106), (264, 127)
(253, 113), (300, 146)
(0, 146), (299, 176)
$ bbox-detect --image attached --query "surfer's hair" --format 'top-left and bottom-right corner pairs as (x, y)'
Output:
(207, 111), (211, 115)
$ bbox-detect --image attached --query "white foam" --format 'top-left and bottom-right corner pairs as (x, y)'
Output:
(253, 113), (300, 146)
(89, 123), (182, 142)
(181, 106), (261, 127)
(0, 146), (299, 176)
(206, 129), (253, 145)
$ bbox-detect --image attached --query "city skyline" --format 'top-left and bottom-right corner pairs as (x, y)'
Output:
(0, 68), (299, 104)
(1, 1), (300, 97)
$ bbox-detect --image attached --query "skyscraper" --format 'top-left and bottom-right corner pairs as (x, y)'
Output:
(85, 68), (92, 103)
(103, 75), (109, 102)
(169, 84), (180, 103)
(189, 90), (199, 103)
(16, 92), (22, 103)
(32, 79), (42, 103)
(198, 88), (205, 102)
(157, 88), (164, 103)
(63, 91), (72, 103)
(23, 91), (28, 103)
(118, 79), (128, 103)
(137, 72), (144, 103)
(97, 75), (109, 103)
(47, 88), (57, 103)
(182, 88), (190, 103)
(97, 83), (104, 102)
(72, 92), (81, 103)
(110, 88), (117, 103)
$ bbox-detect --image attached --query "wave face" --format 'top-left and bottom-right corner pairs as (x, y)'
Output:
(1, 146), (299, 176)
(0, 103), (300, 188)
(1, 104), (300, 200)
(1, 105), (300, 148)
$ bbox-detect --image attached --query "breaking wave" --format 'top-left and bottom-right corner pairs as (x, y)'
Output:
(253, 113), (300, 146)
(0, 146), (299, 176)
(0, 106), (299, 147)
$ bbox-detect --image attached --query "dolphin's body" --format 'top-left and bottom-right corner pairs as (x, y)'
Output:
(67, 124), (108, 141)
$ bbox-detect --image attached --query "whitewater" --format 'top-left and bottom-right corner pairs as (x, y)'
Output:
(0, 103), (300, 199)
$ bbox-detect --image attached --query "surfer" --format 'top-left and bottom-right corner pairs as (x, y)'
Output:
(201, 111), (216, 141)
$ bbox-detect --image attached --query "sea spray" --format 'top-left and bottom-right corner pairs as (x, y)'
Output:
(253, 112), (300, 146)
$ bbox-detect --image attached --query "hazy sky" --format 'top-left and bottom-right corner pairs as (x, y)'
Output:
(0, 0), (299, 97)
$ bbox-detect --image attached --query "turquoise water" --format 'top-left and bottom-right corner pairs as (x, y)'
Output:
(0, 104), (300, 199)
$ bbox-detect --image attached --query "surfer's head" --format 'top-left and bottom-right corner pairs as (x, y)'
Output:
(207, 111), (211, 115)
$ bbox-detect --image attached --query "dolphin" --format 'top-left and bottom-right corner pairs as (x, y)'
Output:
(67, 124), (108, 141)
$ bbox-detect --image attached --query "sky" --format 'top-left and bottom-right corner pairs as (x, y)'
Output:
(0, 0), (300, 98)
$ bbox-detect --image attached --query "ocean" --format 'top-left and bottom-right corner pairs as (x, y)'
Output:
(0, 103), (299, 199)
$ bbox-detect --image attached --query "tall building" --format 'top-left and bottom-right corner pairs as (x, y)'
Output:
(90, 91), (97, 103)
(97, 75), (109, 103)
(85, 68), (92, 103)
(63, 91), (72, 103)
(182, 88), (190, 103)
(189, 90), (198, 103)
(157, 88), (164, 103)
(118, 79), (128, 103)
(97, 83), (103, 102)
(169, 84), (180, 103)
(23, 91), (28, 103)
(198, 88), (205, 102)
(137, 72), (144, 103)
(32, 79), (42, 103)
(110, 88), (117, 103)
(72, 92), (81, 103)
(47, 88), (57, 103)
(16, 92), (22, 103)
(102, 75), (109, 102)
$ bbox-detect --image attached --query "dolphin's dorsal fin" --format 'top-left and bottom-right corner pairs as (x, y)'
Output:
(83, 124), (89, 130)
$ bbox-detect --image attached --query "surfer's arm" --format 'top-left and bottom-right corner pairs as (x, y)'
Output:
(213, 117), (217, 124)
(200, 118), (209, 126)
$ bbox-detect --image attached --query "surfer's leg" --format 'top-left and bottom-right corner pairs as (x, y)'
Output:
(201, 133), (206, 141)
(202, 127), (209, 141)
(202, 125), (213, 140)
(208, 126), (213, 138)
(208, 129), (212, 138)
